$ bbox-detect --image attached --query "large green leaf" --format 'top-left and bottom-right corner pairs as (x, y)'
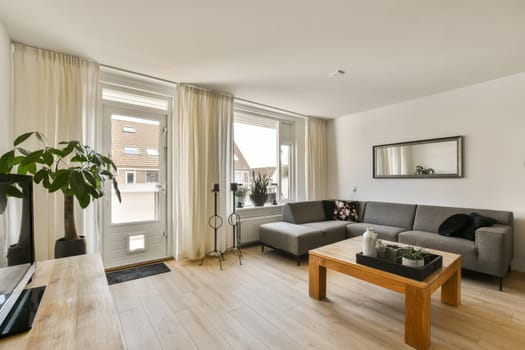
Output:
(33, 168), (49, 184)
(48, 148), (64, 157)
(19, 150), (44, 167)
(42, 151), (54, 166)
(77, 190), (90, 209)
(48, 171), (70, 192)
(71, 171), (90, 209)
(100, 155), (117, 171)
(60, 141), (80, 156)
(17, 162), (37, 175)
(34, 131), (46, 145)
(113, 179), (121, 202)
(70, 171), (86, 198)
(0, 151), (15, 173)
(13, 132), (35, 146)
(82, 169), (98, 188)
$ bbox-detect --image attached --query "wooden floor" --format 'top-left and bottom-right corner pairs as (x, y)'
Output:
(110, 245), (525, 350)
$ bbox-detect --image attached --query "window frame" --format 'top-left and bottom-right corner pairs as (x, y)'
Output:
(122, 126), (136, 133)
(123, 146), (140, 155)
(233, 108), (297, 207)
(146, 148), (159, 156)
(125, 170), (136, 184)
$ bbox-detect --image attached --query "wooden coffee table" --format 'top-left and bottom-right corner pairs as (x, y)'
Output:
(309, 236), (461, 350)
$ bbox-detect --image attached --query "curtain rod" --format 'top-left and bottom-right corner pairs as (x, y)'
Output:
(100, 64), (310, 117)
(101, 64), (178, 85)
(234, 97), (309, 118)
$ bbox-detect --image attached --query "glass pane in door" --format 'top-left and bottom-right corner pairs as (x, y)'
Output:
(111, 114), (161, 224)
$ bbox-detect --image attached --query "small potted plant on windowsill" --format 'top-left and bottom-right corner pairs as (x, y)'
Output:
(0, 131), (121, 258)
(235, 185), (248, 208)
(400, 246), (426, 268)
(249, 171), (270, 207)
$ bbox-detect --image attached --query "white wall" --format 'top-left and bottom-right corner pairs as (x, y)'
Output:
(328, 73), (525, 272)
(0, 20), (11, 152)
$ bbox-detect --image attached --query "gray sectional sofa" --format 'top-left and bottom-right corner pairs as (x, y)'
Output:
(259, 200), (513, 289)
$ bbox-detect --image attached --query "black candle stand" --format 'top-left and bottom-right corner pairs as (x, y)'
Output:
(199, 184), (225, 270)
(223, 183), (243, 265)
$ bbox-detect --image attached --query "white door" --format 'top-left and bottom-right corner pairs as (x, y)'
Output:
(102, 105), (169, 268)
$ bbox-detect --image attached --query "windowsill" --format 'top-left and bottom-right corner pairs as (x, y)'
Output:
(236, 204), (285, 218)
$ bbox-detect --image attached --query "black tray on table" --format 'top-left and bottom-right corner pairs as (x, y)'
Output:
(356, 248), (443, 281)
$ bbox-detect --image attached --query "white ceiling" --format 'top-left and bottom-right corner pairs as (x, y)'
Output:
(1, 0), (525, 118)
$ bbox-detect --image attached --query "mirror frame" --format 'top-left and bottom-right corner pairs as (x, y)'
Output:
(372, 136), (464, 179)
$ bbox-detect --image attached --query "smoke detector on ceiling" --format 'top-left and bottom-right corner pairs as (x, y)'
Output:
(329, 69), (345, 77)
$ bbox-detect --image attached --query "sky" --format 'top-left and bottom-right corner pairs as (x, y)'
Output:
(234, 122), (276, 168)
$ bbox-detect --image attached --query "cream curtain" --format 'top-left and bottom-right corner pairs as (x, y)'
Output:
(12, 43), (99, 260)
(305, 117), (327, 200)
(175, 85), (233, 260)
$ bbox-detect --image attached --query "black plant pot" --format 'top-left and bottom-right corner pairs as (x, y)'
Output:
(249, 194), (268, 207)
(7, 244), (32, 266)
(54, 236), (87, 259)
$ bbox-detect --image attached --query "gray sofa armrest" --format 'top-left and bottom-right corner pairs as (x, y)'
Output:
(476, 224), (513, 277)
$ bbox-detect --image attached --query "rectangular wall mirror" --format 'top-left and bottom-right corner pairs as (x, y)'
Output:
(373, 136), (463, 178)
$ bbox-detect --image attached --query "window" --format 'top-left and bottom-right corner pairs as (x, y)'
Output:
(146, 148), (159, 156)
(124, 146), (140, 155)
(122, 126), (136, 133)
(146, 170), (159, 183)
(234, 111), (295, 207)
(125, 171), (136, 184)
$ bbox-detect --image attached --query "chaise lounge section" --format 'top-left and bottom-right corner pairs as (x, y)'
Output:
(259, 201), (348, 265)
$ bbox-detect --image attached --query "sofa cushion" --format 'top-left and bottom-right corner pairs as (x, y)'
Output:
(438, 214), (471, 237)
(283, 201), (325, 224)
(259, 222), (324, 256)
(346, 222), (405, 242)
(413, 205), (513, 233)
(303, 221), (348, 243)
(398, 230), (478, 270)
(362, 201), (416, 230)
(461, 212), (498, 240)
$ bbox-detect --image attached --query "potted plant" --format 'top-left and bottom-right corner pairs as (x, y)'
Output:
(414, 165), (435, 175)
(0, 131), (121, 258)
(249, 171), (270, 207)
(235, 185), (248, 208)
(400, 246), (426, 268)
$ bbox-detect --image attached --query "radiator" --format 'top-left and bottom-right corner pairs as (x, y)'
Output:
(239, 214), (282, 244)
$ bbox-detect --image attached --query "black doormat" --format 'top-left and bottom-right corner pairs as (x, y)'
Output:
(106, 263), (171, 285)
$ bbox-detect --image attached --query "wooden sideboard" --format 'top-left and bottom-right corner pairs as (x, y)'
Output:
(0, 254), (125, 349)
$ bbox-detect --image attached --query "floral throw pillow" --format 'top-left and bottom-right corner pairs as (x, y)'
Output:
(333, 200), (359, 222)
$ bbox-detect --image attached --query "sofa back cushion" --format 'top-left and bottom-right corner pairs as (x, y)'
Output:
(283, 201), (325, 224)
(362, 201), (416, 230)
(413, 205), (513, 233)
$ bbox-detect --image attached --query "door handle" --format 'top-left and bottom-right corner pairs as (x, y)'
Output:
(155, 184), (166, 194)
